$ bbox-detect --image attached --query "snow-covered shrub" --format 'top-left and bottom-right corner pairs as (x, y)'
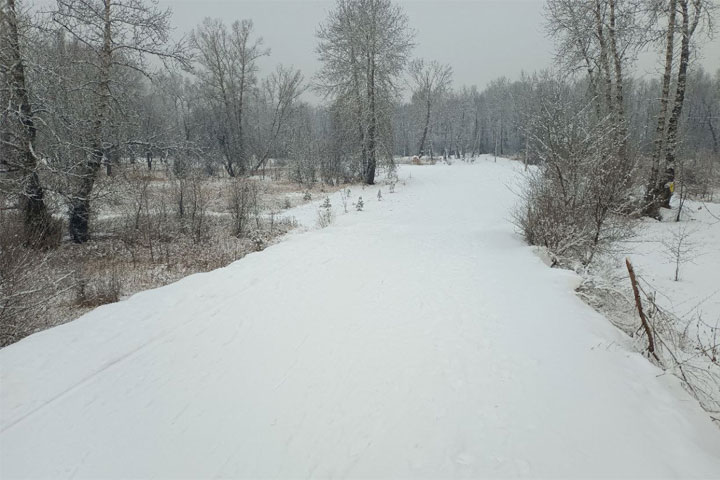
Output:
(229, 179), (258, 237)
(356, 196), (364, 211)
(514, 75), (636, 266)
(172, 172), (210, 244)
(74, 267), (122, 308)
(317, 196), (333, 228)
(0, 213), (63, 346)
(250, 231), (265, 251)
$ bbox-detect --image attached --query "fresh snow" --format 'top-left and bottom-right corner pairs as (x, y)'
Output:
(2, 156), (720, 478)
(620, 199), (720, 337)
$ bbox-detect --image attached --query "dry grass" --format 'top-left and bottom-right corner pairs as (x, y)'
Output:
(0, 163), (338, 347)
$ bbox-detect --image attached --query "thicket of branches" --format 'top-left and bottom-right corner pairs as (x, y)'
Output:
(506, 0), (718, 267)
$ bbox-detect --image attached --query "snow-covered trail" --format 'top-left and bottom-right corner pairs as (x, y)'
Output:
(2, 158), (720, 478)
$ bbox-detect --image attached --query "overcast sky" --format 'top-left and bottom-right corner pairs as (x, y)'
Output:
(157, 0), (719, 103)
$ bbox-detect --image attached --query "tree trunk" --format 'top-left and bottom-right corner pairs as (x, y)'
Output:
(350, 45), (367, 178)
(655, 0), (700, 210)
(471, 111), (479, 157)
(365, 55), (377, 185)
(707, 109), (719, 155)
(69, 0), (112, 243)
(3, 0), (51, 245)
(608, 0), (628, 161)
(417, 97), (431, 156)
(594, 0), (614, 116)
(663, 0), (695, 166)
(644, 0), (677, 216)
(236, 71), (246, 175)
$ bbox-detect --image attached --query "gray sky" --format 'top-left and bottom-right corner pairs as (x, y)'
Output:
(158, 0), (719, 103)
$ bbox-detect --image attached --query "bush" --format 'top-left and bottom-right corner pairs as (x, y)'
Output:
(0, 212), (67, 346)
(229, 179), (258, 237)
(317, 196), (333, 227)
(514, 76), (636, 266)
(74, 267), (122, 308)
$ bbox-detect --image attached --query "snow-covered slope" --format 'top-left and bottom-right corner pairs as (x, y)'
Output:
(2, 157), (719, 478)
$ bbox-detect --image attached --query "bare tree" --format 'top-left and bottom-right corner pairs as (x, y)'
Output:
(545, 0), (648, 162)
(645, 0), (715, 217)
(53, 0), (185, 243)
(0, 0), (54, 245)
(661, 224), (697, 281)
(408, 58), (452, 158)
(316, 0), (414, 184)
(251, 65), (306, 173)
(191, 18), (269, 177)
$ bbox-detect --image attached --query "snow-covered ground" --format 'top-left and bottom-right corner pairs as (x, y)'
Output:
(2, 156), (720, 478)
(621, 199), (720, 332)
(580, 194), (720, 416)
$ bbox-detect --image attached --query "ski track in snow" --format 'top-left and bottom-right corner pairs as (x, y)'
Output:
(1, 156), (720, 478)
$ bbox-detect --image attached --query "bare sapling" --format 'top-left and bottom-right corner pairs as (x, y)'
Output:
(661, 224), (697, 281)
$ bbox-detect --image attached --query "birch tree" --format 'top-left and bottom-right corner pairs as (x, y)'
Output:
(546, 0), (647, 163)
(645, 0), (714, 216)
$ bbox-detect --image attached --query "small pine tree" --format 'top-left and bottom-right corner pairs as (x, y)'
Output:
(303, 191), (312, 201)
(356, 196), (364, 211)
(317, 196), (333, 227)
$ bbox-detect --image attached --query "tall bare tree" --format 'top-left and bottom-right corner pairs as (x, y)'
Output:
(0, 0), (52, 245)
(53, 0), (184, 243)
(408, 59), (452, 158)
(316, 0), (414, 184)
(250, 65), (306, 173)
(645, 0), (714, 216)
(546, 0), (647, 162)
(191, 18), (268, 177)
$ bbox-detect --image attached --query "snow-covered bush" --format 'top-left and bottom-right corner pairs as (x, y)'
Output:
(514, 75), (636, 266)
(229, 179), (258, 238)
(74, 267), (122, 308)
(317, 196), (333, 228)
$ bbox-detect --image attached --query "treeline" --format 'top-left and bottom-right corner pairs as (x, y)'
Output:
(1, 0), (719, 254)
(393, 69), (719, 164)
